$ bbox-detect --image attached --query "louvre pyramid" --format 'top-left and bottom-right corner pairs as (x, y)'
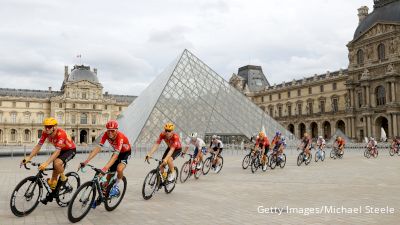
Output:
(118, 49), (294, 146)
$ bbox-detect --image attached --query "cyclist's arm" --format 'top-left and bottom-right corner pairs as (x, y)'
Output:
(84, 145), (102, 163)
(43, 149), (61, 166)
(27, 144), (42, 160)
(182, 145), (189, 154)
(103, 153), (119, 171)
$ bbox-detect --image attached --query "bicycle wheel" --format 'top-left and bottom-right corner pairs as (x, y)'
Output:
(270, 155), (277, 169)
(142, 169), (158, 200)
(67, 181), (95, 223)
(373, 150), (378, 158)
(364, 149), (368, 158)
(242, 155), (251, 169)
(280, 154), (287, 168)
(389, 148), (395, 156)
(164, 167), (178, 194)
(321, 151), (325, 161)
(56, 172), (80, 207)
(251, 157), (258, 173)
(202, 157), (212, 175)
(339, 151), (344, 159)
(305, 153), (312, 165)
(330, 150), (334, 158)
(315, 152), (319, 162)
(261, 156), (268, 172)
(10, 176), (42, 217)
(194, 161), (202, 179)
(180, 161), (191, 183)
(105, 176), (127, 211)
(297, 153), (303, 166)
(215, 156), (224, 173)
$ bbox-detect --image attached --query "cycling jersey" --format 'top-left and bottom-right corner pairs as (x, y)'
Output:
(302, 137), (311, 147)
(210, 139), (224, 149)
(317, 139), (326, 147)
(185, 137), (206, 149)
(256, 136), (270, 147)
(336, 139), (345, 146)
(157, 132), (182, 149)
(38, 128), (76, 151)
(99, 131), (131, 153)
(271, 136), (279, 146)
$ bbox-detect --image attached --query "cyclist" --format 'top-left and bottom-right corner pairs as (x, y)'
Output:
(80, 120), (132, 197)
(367, 137), (377, 154)
(391, 136), (400, 153)
(276, 136), (287, 160)
(254, 131), (270, 169)
(208, 135), (224, 172)
(316, 136), (326, 151)
(182, 132), (206, 169)
(146, 122), (182, 182)
(335, 136), (346, 155)
(298, 133), (312, 160)
(21, 117), (76, 190)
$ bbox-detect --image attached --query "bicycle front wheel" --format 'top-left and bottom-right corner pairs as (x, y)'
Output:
(142, 169), (158, 200)
(180, 161), (191, 183)
(105, 176), (127, 211)
(389, 148), (395, 156)
(10, 176), (42, 217)
(297, 153), (303, 166)
(164, 167), (178, 194)
(202, 157), (212, 175)
(242, 155), (251, 169)
(56, 172), (80, 207)
(67, 181), (95, 223)
(215, 156), (223, 173)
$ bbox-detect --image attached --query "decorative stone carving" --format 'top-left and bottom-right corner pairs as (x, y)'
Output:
(348, 49), (355, 63)
(366, 45), (373, 59)
(386, 64), (396, 74)
(361, 69), (370, 80)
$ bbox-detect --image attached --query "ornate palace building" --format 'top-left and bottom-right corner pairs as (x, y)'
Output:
(0, 65), (136, 145)
(230, 0), (400, 142)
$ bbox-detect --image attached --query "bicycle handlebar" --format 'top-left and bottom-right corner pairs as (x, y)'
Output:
(80, 164), (108, 175)
(145, 156), (161, 164)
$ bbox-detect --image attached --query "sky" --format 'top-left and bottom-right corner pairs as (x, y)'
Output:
(0, 0), (374, 96)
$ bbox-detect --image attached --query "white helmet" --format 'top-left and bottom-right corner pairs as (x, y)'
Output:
(369, 137), (374, 141)
(318, 136), (323, 139)
(189, 132), (198, 140)
(281, 136), (286, 142)
(212, 135), (217, 139)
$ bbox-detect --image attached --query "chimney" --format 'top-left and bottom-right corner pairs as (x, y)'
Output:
(49, 87), (52, 92)
(64, 66), (69, 80)
(93, 68), (97, 74)
(358, 6), (369, 23)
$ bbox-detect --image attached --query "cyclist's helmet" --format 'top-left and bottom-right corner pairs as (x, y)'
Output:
(106, 120), (118, 130)
(281, 136), (286, 142)
(303, 132), (308, 137)
(369, 137), (375, 141)
(189, 132), (198, 140)
(318, 136), (323, 139)
(259, 131), (265, 137)
(164, 122), (175, 131)
(43, 117), (58, 126)
(212, 135), (218, 140)
(275, 131), (281, 136)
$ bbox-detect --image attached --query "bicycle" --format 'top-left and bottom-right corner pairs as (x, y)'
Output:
(330, 146), (344, 159)
(242, 148), (253, 170)
(297, 148), (312, 166)
(180, 153), (203, 183)
(389, 143), (400, 156)
(10, 161), (80, 217)
(67, 164), (127, 223)
(364, 145), (378, 158)
(269, 151), (286, 169)
(142, 157), (178, 200)
(314, 146), (326, 162)
(202, 151), (224, 175)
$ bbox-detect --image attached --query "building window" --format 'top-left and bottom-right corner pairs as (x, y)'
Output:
(278, 106), (282, 117)
(269, 108), (273, 117)
(261, 96), (264, 102)
(24, 129), (31, 142)
(12, 102), (16, 107)
(358, 92), (363, 108)
(0, 112), (2, 122)
(11, 129), (17, 141)
(82, 92), (87, 99)
(93, 104), (96, 110)
(357, 49), (364, 64)
(278, 93), (281, 100)
(73, 103), (76, 109)
(332, 98), (338, 112)
(26, 102), (30, 108)
(71, 114), (76, 124)
(287, 105), (292, 117)
(376, 86), (386, 106)
(0, 129), (3, 142)
(0, 101), (2, 106)
(297, 89), (301, 96)
(119, 106), (122, 111)
(81, 113), (88, 124)
(11, 112), (17, 123)
(57, 114), (63, 123)
(320, 85), (324, 92)
(320, 101), (325, 113)
(378, 43), (385, 60)
(38, 130), (43, 139)
(103, 114), (109, 124)
(59, 103), (62, 108)
(269, 95), (272, 101)
(297, 103), (302, 115)
(308, 87), (312, 94)
(38, 113), (44, 124)
(92, 114), (96, 125)
(24, 113), (30, 123)
(287, 91), (291, 98)
(105, 105), (108, 110)
(333, 83), (337, 90)
(308, 102), (313, 115)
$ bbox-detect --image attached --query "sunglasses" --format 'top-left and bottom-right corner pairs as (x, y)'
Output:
(164, 129), (172, 133)
(45, 125), (54, 129)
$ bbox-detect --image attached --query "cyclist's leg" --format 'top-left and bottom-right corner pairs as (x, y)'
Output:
(116, 151), (131, 181)
(52, 149), (76, 182)
(160, 148), (170, 174)
(167, 149), (181, 174)
(193, 147), (199, 163)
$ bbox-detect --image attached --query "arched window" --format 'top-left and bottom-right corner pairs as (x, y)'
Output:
(0, 129), (3, 142)
(81, 113), (88, 124)
(357, 49), (364, 64)
(11, 129), (17, 141)
(24, 129), (31, 142)
(378, 43), (385, 60)
(376, 86), (386, 106)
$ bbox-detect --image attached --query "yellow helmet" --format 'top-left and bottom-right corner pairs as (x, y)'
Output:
(259, 131), (265, 137)
(43, 117), (58, 126)
(164, 122), (175, 131)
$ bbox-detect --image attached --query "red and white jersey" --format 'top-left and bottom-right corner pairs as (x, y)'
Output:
(99, 131), (131, 153)
(156, 132), (182, 149)
(38, 128), (76, 151)
(256, 136), (270, 147)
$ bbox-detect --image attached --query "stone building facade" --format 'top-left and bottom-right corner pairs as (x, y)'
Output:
(0, 65), (136, 146)
(230, 0), (400, 142)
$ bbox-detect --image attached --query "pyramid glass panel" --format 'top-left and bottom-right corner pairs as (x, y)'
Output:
(118, 49), (295, 147)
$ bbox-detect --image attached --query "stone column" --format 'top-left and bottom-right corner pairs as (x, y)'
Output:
(362, 87), (366, 106)
(388, 114), (393, 139)
(295, 124), (300, 139)
(350, 90), (354, 107)
(366, 86), (370, 106)
(393, 114), (398, 137)
(352, 117), (356, 139)
(391, 82), (396, 102)
(367, 116), (372, 137)
(386, 82), (390, 104)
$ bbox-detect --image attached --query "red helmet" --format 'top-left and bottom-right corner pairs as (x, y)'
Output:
(106, 120), (118, 130)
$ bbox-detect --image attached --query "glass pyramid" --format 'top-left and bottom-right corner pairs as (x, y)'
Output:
(118, 49), (294, 147)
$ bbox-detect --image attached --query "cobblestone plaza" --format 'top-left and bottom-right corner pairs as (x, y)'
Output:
(0, 150), (399, 225)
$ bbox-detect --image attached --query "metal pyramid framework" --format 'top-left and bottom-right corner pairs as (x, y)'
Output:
(118, 49), (294, 146)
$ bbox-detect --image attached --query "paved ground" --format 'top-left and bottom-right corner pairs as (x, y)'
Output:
(0, 149), (399, 225)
